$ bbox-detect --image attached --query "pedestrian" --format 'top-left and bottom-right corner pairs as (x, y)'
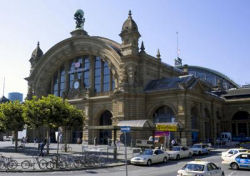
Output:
(39, 139), (47, 156)
(171, 139), (176, 147)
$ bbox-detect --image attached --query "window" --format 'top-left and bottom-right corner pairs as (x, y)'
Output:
(53, 73), (59, 96)
(59, 67), (65, 97)
(94, 57), (101, 93)
(103, 62), (110, 92)
(83, 58), (90, 88)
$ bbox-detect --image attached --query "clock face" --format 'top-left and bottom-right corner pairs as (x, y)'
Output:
(74, 81), (80, 89)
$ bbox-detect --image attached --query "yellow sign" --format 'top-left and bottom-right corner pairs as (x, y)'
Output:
(156, 124), (177, 132)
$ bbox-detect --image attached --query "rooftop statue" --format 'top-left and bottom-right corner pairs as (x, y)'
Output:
(74, 9), (85, 29)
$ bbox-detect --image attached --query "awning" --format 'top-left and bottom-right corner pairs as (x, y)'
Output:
(117, 120), (155, 128)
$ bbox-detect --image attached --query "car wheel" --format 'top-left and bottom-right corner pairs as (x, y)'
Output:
(163, 157), (168, 163)
(147, 159), (152, 166)
(230, 162), (239, 170)
(198, 151), (202, 155)
(221, 172), (225, 176)
(176, 154), (180, 160)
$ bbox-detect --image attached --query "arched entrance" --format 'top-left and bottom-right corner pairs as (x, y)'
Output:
(153, 106), (176, 146)
(99, 110), (112, 144)
(153, 106), (175, 123)
(232, 111), (250, 138)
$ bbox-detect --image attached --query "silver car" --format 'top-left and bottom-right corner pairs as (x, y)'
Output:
(130, 149), (169, 166)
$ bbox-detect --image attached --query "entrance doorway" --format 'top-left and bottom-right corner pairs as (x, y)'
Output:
(232, 111), (250, 138)
(99, 110), (112, 144)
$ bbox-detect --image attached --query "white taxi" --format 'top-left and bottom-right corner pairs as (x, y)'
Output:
(177, 160), (225, 176)
(130, 149), (168, 166)
(168, 146), (193, 160)
(222, 151), (250, 170)
(190, 144), (209, 155)
(221, 148), (247, 161)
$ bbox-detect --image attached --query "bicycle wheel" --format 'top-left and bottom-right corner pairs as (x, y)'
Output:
(7, 160), (18, 170)
(58, 160), (67, 169)
(73, 159), (83, 168)
(46, 161), (54, 169)
(0, 161), (5, 169)
(38, 159), (47, 170)
(21, 160), (31, 169)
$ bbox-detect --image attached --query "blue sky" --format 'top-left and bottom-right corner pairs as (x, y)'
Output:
(0, 0), (249, 98)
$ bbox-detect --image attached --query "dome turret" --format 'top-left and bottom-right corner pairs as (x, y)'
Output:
(119, 10), (141, 56)
(29, 42), (43, 67)
(121, 10), (139, 33)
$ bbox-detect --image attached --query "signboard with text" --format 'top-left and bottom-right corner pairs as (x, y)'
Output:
(156, 124), (177, 132)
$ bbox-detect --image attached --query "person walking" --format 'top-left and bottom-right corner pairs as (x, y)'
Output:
(39, 139), (47, 156)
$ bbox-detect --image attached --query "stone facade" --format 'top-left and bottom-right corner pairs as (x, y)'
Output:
(26, 11), (250, 145)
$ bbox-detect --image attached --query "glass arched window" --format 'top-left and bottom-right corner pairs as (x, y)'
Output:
(153, 106), (175, 123)
(53, 73), (59, 96)
(59, 67), (65, 97)
(51, 55), (115, 96)
(103, 62), (110, 92)
(94, 57), (101, 93)
(83, 57), (90, 88)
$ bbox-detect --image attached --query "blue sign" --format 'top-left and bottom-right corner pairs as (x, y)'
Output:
(121, 126), (131, 133)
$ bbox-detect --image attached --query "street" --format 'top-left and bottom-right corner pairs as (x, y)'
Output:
(0, 150), (248, 176)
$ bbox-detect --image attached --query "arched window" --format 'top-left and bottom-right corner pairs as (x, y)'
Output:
(103, 62), (110, 92)
(153, 106), (175, 123)
(59, 67), (65, 97)
(53, 72), (59, 96)
(94, 57), (101, 93)
(51, 55), (115, 96)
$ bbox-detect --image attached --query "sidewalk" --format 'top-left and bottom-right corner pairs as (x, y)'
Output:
(0, 141), (128, 172)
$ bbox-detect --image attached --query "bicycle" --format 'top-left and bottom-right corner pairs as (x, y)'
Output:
(21, 157), (48, 170)
(60, 144), (72, 152)
(0, 155), (18, 170)
(46, 155), (67, 169)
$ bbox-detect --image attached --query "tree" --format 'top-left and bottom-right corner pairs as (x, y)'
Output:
(0, 101), (25, 152)
(23, 95), (85, 154)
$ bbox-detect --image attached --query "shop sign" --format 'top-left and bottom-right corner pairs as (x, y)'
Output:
(156, 124), (177, 132)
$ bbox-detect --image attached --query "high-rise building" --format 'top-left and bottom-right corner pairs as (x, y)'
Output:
(8, 92), (23, 102)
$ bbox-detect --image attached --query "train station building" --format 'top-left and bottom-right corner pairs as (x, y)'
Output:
(25, 10), (250, 146)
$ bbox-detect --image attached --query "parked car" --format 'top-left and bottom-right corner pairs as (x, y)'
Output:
(167, 146), (193, 160)
(130, 149), (168, 166)
(177, 160), (225, 176)
(222, 151), (250, 170)
(221, 148), (247, 161)
(190, 143), (209, 155)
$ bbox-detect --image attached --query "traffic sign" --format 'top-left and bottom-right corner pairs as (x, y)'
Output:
(120, 126), (131, 133)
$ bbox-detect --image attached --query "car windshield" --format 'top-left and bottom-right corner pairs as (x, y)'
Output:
(141, 150), (153, 155)
(192, 145), (202, 148)
(172, 146), (181, 151)
(183, 164), (204, 171)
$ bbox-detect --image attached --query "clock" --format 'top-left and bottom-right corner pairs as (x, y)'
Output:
(73, 81), (80, 89)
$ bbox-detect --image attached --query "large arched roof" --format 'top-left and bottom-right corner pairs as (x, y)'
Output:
(27, 34), (122, 96)
(186, 65), (239, 89)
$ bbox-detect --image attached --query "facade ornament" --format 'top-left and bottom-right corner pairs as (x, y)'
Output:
(156, 49), (161, 59)
(74, 9), (85, 29)
(140, 41), (145, 52)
